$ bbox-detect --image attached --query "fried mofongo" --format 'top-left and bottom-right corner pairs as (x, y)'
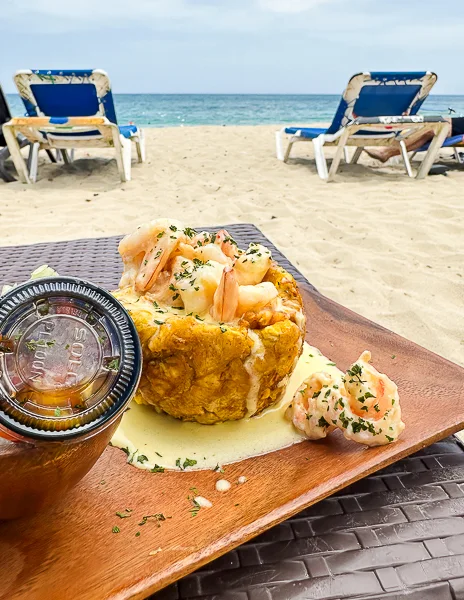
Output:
(113, 219), (306, 424)
(289, 351), (405, 446)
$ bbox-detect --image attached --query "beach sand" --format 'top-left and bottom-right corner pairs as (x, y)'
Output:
(0, 125), (463, 368)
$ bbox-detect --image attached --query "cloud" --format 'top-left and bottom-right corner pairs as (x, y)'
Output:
(257, 0), (333, 12)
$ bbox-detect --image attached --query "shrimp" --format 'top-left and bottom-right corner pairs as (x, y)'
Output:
(193, 243), (233, 265)
(234, 243), (272, 285)
(237, 282), (279, 315)
(337, 352), (405, 446)
(289, 352), (404, 447)
(214, 229), (240, 260)
(118, 218), (186, 292)
(210, 266), (239, 322)
(288, 371), (340, 439)
(175, 259), (225, 315)
(175, 231), (234, 265)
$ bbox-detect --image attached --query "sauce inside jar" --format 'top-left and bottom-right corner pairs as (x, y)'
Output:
(0, 277), (141, 518)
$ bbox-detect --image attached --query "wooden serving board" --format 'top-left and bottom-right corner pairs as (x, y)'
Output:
(1, 283), (464, 600)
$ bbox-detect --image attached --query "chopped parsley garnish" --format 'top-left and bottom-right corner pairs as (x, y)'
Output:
(116, 509), (132, 519)
(137, 455), (149, 464)
(318, 416), (330, 428)
(312, 390), (321, 398)
(213, 464), (224, 473)
(339, 411), (352, 429)
(169, 225), (178, 232)
(138, 514), (168, 527)
(176, 457), (197, 470)
(346, 364), (366, 384)
(25, 339), (55, 352)
(112, 526), (120, 533)
(54, 407), (62, 417)
(156, 231), (165, 239)
(327, 362), (336, 366)
(220, 325), (227, 333)
(324, 389), (331, 398)
(151, 465), (165, 473)
(107, 358), (120, 371)
(154, 320), (164, 325)
(385, 435), (394, 442)
(190, 498), (201, 517)
(183, 227), (196, 238)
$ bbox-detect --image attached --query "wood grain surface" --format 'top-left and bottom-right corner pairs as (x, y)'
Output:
(1, 283), (463, 600)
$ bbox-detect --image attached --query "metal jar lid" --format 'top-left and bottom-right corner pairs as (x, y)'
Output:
(0, 277), (142, 441)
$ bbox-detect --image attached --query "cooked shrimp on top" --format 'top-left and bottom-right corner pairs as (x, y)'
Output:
(118, 218), (305, 330)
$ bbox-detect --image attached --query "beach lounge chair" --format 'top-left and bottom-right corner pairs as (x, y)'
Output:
(0, 84), (32, 183)
(414, 133), (464, 164)
(3, 69), (145, 183)
(0, 83), (58, 183)
(276, 71), (449, 181)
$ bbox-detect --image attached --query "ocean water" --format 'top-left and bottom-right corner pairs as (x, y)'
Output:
(6, 94), (464, 127)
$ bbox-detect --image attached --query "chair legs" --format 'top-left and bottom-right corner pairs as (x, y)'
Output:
(135, 130), (145, 163)
(327, 129), (350, 182)
(312, 137), (329, 180)
(275, 129), (285, 161)
(28, 143), (40, 183)
(2, 124), (31, 183)
(416, 123), (449, 180)
(350, 147), (364, 164)
(399, 140), (413, 178)
(283, 137), (296, 163)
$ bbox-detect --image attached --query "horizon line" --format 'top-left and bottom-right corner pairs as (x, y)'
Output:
(5, 91), (464, 96)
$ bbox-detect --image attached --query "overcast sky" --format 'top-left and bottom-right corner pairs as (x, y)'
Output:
(2, 0), (464, 95)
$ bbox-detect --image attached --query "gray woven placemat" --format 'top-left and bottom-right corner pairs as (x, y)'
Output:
(1, 224), (463, 600)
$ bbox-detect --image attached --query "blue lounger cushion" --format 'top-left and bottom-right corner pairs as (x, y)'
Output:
(43, 124), (139, 139)
(416, 134), (464, 153)
(284, 127), (327, 138)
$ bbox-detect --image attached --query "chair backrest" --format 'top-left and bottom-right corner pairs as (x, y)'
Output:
(0, 84), (12, 147)
(326, 71), (438, 134)
(14, 69), (118, 125)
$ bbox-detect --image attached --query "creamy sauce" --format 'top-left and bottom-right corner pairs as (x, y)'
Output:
(111, 342), (341, 471)
(243, 330), (265, 416)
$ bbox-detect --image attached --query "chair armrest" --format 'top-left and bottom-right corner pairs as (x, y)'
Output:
(5, 116), (112, 127)
(350, 116), (447, 126)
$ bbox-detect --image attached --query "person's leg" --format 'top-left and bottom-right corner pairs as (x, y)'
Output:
(366, 119), (452, 163)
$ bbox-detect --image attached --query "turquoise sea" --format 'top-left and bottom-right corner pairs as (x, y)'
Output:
(6, 94), (464, 127)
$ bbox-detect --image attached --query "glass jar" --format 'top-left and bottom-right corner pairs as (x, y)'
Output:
(0, 277), (142, 520)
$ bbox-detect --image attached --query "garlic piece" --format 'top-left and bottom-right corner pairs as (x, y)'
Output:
(194, 496), (213, 508)
(237, 476), (247, 484)
(216, 479), (231, 492)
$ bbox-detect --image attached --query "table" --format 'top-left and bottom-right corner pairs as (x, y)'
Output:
(1, 224), (463, 600)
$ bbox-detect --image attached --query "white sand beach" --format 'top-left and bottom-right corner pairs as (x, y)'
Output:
(0, 125), (463, 368)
